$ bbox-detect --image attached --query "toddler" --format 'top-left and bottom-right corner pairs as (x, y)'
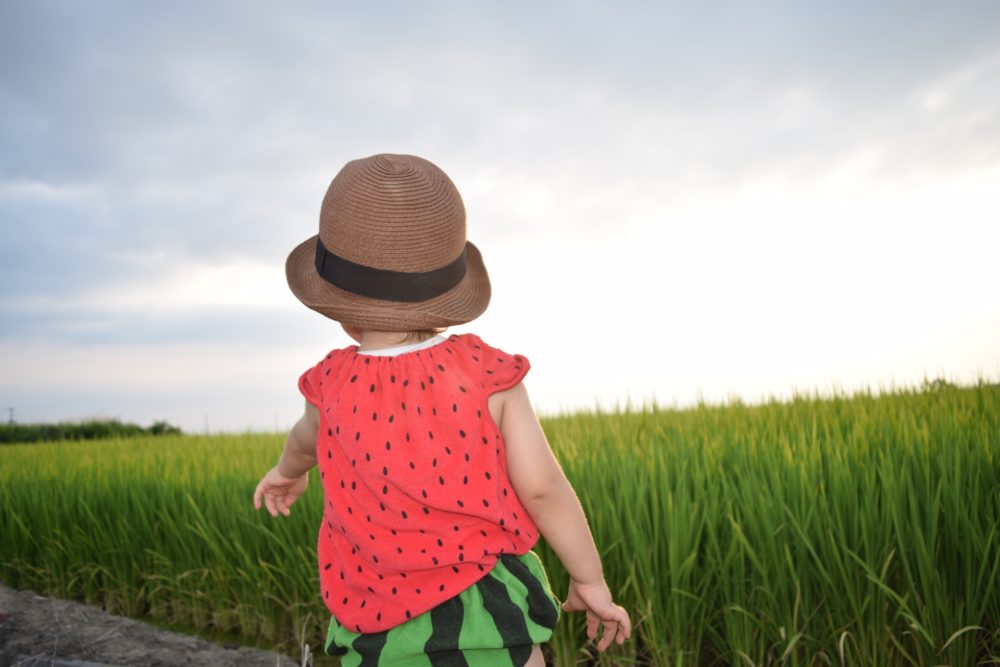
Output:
(254, 154), (630, 666)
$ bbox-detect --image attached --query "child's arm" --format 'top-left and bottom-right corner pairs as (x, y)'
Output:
(253, 400), (320, 517)
(494, 383), (631, 652)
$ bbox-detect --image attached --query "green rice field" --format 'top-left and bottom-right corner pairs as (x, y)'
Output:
(2, 381), (998, 665)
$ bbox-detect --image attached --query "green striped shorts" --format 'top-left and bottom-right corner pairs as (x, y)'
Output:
(325, 551), (560, 666)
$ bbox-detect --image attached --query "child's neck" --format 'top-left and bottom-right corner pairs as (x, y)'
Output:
(347, 328), (440, 353)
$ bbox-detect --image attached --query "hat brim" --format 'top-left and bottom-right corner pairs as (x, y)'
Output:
(286, 236), (491, 331)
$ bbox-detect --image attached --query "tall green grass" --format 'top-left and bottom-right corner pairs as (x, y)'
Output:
(1, 382), (998, 665)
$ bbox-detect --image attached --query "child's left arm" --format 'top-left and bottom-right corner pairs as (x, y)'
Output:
(253, 400), (320, 517)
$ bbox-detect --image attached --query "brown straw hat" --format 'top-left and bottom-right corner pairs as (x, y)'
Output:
(286, 154), (491, 331)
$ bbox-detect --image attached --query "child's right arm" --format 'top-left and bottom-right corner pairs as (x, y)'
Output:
(492, 383), (631, 652)
(253, 400), (320, 517)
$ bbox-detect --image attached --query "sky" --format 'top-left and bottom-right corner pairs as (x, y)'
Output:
(2, 1), (999, 432)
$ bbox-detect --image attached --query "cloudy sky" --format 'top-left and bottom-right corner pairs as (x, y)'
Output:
(2, 1), (998, 432)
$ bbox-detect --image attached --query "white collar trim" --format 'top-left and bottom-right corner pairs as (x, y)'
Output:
(356, 335), (447, 357)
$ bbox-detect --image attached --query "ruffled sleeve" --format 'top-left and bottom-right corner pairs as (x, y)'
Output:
(298, 360), (325, 407)
(475, 338), (531, 394)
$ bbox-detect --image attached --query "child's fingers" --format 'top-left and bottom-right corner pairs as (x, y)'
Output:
(585, 610), (600, 640)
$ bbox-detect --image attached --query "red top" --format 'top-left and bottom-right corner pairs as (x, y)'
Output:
(299, 333), (539, 633)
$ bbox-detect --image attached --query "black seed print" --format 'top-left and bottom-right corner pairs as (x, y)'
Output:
(372, 412), (377, 421)
(463, 476), (468, 484)
(348, 506), (353, 514)
(482, 437), (488, 444)
(486, 369), (494, 375)
(420, 381), (426, 390)
(365, 453), (371, 462)
(401, 511), (408, 519)
(356, 624), (362, 632)
(325, 591), (329, 599)
(357, 565), (362, 573)
(472, 355), (479, 362)
(321, 471), (325, 480)
(390, 374), (396, 383)
(423, 506), (430, 514)
(421, 489), (427, 498)
(373, 555), (379, 563)
(515, 529), (521, 536)
(340, 570), (345, 579)
(406, 433), (411, 442)
(364, 358), (370, 365)
(457, 500), (464, 508)
(403, 379), (409, 388)
(437, 538), (443, 547)
(478, 564), (485, 571)
(432, 557), (439, 565)
(367, 586), (375, 593)
(369, 533), (375, 540)
(391, 529), (397, 536)
(402, 402), (407, 411)
(351, 481), (357, 490)
(416, 588), (422, 594)
(382, 485), (388, 494)
(406, 610), (412, 619)
(409, 461), (415, 470)
(361, 600), (367, 608)
(385, 441), (392, 451)
(392, 587), (397, 595)
(440, 584), (446, 591)
(380, 502), (386, 511)
(438, 476), (445, 485)
(499, 519), (505, 526)
(429, 375), (435, 385)
(397, 546), (403, 554)
(428, 430), (433, 440)
(336, 425), (340, 434)
(459, 385), (467, 393)
(377, 612), (382, 621)
(366, 514), (372, 522)
(389, 415), (394, 423)
(350, 375), (357, 383)
(417, 406), (422, 416)
(382, 466), (388, 475)
(352, 459), (357, 467)
(437, 364), (445, 372)
(513, 513), (518, 519)
(503, 489), (508, 497)
(464, 453), (470, 462)
(445, 447), (451, 455)
(477, 410), (482, 418)
(452, 403), (458, 412)
(355, 432), (361, 441)
(459, 430), (466, 438)
(369, 383), (376, 393)
(485, 471), (492, 480)
(432, 458), (437, 467)
(324, 563), (332, 570)
(483, 499), (490, 507)
(353, 405), (357, 414)
(325, 368), (331, 376)
(327, 428), (332, 436)
(327, 450), (332, 459)
(432, 407), (437, 416)
(343, 597), (349, 604)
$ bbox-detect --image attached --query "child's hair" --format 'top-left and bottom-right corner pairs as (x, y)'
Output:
(284, 154), (492, 332)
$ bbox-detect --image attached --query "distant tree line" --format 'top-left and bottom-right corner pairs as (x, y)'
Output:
(0, 419), (182, 444)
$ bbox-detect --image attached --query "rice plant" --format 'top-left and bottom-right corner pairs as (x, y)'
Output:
(1, 381), (998, 665)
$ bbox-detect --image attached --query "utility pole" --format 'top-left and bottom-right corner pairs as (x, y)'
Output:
(6, 407), (13, 425)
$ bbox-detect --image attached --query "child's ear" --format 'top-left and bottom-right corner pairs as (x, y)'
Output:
(341, 324), (363, 343)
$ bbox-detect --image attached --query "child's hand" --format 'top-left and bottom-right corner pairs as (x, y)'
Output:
(253, 467), (309, 517)
(561, 578), (632, 652)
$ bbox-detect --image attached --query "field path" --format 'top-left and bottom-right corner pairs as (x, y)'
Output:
(0, 584), (298, 667)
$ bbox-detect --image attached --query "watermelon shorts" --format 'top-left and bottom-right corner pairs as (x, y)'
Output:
(325, 551), (560, 666)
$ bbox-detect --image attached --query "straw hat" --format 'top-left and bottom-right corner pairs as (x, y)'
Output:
(286, 154), (491, 331)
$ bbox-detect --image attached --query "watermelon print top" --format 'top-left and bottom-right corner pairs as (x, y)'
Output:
(298, 333), (540, 633)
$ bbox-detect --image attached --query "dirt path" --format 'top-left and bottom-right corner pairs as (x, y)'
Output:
(0, 584), (300, 667)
